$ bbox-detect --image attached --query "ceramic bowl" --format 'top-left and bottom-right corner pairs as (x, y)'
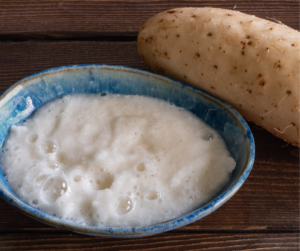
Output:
(0, 65), (255, 237)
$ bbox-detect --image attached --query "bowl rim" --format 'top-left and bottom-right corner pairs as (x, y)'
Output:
(0, 64), (255, 237)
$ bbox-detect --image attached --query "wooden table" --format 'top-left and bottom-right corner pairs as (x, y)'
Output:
(0, 1), (299, 250)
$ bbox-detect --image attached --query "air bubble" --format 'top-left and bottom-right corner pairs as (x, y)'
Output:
(116, 197), (133, 215)
(26, 162), (36, 171)
(56, 152), (67, 164)
(26, 167), (42, 180)
(74, 175), (82, 182)
(41, 176), (68, 203)
(35, 174), (50, 189)
(41, 140), (57, 154)
(146, 191), (160, 200)
(47, 160), (60, 170)
(198, 129), (214, 141)
(28, 133), (39, 143)
(94, 174), (114, 190)
(189, 195), (195, 200)
(136, 163), (145, 172)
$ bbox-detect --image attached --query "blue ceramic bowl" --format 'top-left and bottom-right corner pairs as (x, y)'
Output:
(0, 65), (255, 237)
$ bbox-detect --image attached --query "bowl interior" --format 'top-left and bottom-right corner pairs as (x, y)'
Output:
(0, 65), (254, 237)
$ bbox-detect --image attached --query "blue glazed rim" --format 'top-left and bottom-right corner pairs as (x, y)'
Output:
(0, 65), (255, 237)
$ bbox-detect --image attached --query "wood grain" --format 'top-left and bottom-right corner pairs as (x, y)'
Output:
(1, 232), (299, 250)
(0, 41), (298, 234)
(0, 0), (298, 39)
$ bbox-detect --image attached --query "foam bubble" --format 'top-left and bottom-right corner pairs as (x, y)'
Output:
(26, 167), (42, 181)
(41, 177), (68, 203)
(95, 174), (114, 190)
(47, 160), (60, 170)
(136, 163), (145, 172)
(74, 175), (82, 182)
(41, 140), (57, 154)
(116, 197), (133, 215)
(32, 199), (39, 205)
(146, 191), (160, 200)
(35, 174), (50, 189)
(198, 129), (214, 141)
(27, 133), (39, 143)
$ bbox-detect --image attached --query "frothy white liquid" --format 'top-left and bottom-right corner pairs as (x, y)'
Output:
(0, 94), (235, 227)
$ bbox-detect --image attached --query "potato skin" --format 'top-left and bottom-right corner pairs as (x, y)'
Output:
(137, 7), (300, 146)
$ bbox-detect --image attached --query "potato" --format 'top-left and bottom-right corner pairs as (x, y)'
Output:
(137, 7), (300, 146)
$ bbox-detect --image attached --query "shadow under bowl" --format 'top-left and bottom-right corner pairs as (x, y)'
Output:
(0, 65), (255, 237)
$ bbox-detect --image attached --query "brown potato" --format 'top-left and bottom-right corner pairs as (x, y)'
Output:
(137, 7), (300, 146)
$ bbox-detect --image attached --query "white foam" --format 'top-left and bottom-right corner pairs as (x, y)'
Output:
(0, 94), (236, 227)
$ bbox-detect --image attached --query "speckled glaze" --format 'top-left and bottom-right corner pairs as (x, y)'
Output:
(0, 65), (255, 237)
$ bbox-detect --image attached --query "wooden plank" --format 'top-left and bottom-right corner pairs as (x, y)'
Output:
(0, 0), (298, 39)
(0, 232), (299, 250)
(0, 42), (298, 232)
(0, 41), (146, 95)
